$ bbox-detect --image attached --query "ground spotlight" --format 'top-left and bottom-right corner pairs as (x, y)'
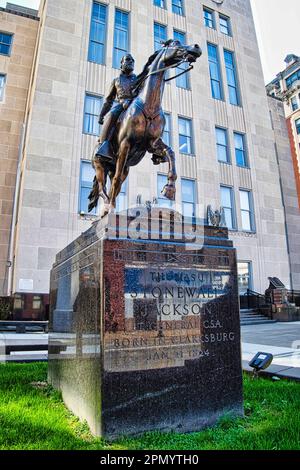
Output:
(249, 352), (273, 377)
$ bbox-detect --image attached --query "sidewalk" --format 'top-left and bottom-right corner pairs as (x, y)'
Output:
(0, 333), (48, 363)
(1, 323), (300, 381)
(241, 321), (300, 380)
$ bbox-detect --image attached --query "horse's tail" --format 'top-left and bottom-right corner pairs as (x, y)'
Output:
(88, 143), (100, 212)
(88, 175), (99, 212)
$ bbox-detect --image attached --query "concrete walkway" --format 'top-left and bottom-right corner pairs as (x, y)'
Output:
(1, 323), (300, 380)
(0, 333), (48, 363)
(241, 322), (300, 380)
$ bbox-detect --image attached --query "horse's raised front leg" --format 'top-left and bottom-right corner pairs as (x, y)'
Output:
(93, 159), (111, 218)
(88, 158), (110, 216)
(152, 139), (177, 201)
(108, 139), (130, 212)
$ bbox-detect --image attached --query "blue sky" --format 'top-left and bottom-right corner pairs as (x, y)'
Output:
(0, 0), (299, 84)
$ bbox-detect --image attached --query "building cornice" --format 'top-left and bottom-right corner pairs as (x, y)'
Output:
(0, 6), (39, 21)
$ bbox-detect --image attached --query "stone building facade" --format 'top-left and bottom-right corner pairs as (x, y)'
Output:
(2, 0), (300, 318)
(0, 3), (39, 302)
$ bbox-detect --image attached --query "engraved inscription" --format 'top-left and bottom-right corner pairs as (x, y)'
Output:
(104, 262), (236, 372)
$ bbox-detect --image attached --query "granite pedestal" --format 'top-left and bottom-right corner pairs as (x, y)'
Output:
(48, 208), (243, 439)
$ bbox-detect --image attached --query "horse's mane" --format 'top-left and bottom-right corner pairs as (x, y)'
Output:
(132, 49), (161, 95)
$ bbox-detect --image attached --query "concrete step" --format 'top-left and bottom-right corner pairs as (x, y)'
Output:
(240, 308), (276, 325)
(240, 315), (273, 320)
(241, 319), (277, 326)
(240, 316), (267, 320)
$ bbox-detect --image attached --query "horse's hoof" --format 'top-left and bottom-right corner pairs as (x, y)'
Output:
(162, 185), (176, 201)
(100, 204), (109, 218)
(108, 205), (116, 214)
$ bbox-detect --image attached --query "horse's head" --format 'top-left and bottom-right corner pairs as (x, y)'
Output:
(160, 39), (202, 67)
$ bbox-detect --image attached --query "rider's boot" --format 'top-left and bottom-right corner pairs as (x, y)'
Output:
(96, 115), (116, 163)
(96, 140), (114, 162)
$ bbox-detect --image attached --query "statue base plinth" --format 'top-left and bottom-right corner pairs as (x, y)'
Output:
(48, 209), (243, 439)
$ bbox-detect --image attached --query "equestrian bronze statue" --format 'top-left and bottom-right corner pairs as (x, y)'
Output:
(88, 39), (202, 217)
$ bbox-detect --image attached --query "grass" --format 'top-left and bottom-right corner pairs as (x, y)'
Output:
(0, 363), (299, 450)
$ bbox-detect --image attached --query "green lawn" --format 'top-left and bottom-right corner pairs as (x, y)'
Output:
(0, 362), (299, 450)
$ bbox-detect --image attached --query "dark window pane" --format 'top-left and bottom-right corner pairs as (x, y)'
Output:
(204, 9), (214, 29)
(0, 32), (12, 56)
(221, 186), (235, 229)
(113, 10), (129, 68)
(208, 43), (222, 101)
(80, 162), (97, 215)
(157, 174), (173, 208)
(181, 178), (196, 219)
(172, 0), (184, 16)
(0, 74), (6, 101)
(88, 2), (107, 64)
(154, 22), (167, 51)
(220, 16), (230, 35)
(163, 113), (171, 146)
(224, 50), (239, 105)
(154, 0), (165, 8)
(83, 94), (102, 135)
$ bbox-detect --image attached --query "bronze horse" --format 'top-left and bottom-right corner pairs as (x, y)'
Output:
(88, 40), (202, 217)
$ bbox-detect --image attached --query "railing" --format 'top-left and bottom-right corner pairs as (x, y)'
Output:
(240, 289), (271, 310)
(0, 321), (48, 333)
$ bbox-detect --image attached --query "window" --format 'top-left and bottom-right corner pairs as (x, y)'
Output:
(83, 94), (103, 135)
(163, 113), (171, 146)
(154, 22), (167, 52)
(32, 295), (42, 310)
(0, 32), (13, 56)
(173, 30), (189, 89)
(215, 127), (230, 163)
(104, 177), (128, 212)
(234, 132), (247, 167)
(172, 0), (184, 16)
(157, 174), (173, 208)
(238, 262), (252, 294)
(88, 2), (107, 64)
(113, 9), (129, 69)
(291, 96), (298, 111)
(153, 0), (165, 8)
(295, 118), (300, 135)
(178, 117), (193, 154)
(286, 70), (300, 89)
(207, 43), (223, 100)
(80, 161), (97, 215)
(116, 180), (127, 212)
(220, 186), (236, 230)
(219, 15), (231, 36)
(240, 190), (254, 231)
(181, 178), (196, 219)
(13, 294), (23, 310)
(203, 8), (215, 29)
(224, 50), (239, 105)
(0, 74), (6, 102)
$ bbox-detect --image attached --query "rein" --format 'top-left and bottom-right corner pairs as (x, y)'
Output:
(132, 48), (194, 93)
(164, 63), (194, 82)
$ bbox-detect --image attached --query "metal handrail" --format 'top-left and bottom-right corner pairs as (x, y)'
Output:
(243, 288), (265, 298)
(240, 289), (271, 310)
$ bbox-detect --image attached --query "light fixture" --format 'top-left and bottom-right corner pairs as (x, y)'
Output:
(249, 352), (273, 377)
